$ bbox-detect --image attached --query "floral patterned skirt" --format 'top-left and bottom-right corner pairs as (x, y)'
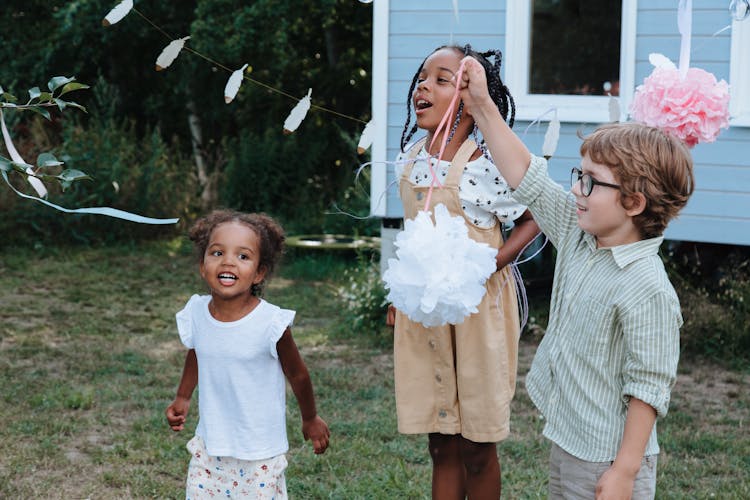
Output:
(185, 435), (288, 499)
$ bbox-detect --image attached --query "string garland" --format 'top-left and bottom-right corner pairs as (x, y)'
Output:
(103, 2), (371, 147)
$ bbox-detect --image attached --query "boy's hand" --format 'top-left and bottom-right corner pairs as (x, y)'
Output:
(302, 415), (330, 454)
(595, 464), (636, 500)
(165, 397), (191, 432)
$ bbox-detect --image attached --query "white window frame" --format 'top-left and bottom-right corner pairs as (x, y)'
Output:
(369, 0), (389, 217)
(730, 18), (750, 126)
(505, 0), (637, 123)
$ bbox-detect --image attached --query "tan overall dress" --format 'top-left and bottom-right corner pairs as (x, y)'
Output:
(393, 137), (520, 443)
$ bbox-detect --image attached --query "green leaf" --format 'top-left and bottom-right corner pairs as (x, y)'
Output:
(1, 92), (18, 103)
(38, 92), (53, 102)
(47, 76), (75, 92)
(58, 169), (91, 183)
(25, 106), (51, 120)
(28, 86), (41, 100)
(59, 82), (90, 97)
(54, 98), (67, 111)
(62, 101), (87, 113)
(59, 169), (91, 192)
(10, 161), (33, 173)
(37, 152), (63, 168)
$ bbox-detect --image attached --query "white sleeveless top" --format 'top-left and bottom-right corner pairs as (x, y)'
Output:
(176, 294), (295, 460)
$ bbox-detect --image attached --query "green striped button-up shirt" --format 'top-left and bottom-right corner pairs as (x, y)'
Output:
(512, 155), (681, 462)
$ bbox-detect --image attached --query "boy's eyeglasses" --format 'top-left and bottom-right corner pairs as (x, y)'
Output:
(570, 168), (621, 197)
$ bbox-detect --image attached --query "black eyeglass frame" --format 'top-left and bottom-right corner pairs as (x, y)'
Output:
(570, 167), (621, 197)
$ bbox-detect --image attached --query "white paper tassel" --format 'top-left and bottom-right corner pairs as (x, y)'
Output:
(608, 95), (621, 123)
(102, 0), (133, 27)
(155, 36), (190, 71)
(224, 64), (248, 104)
(283, 88), (312, 134)
(383, 203), (497, 327)
(357, 119), (375, 154)
(542, 114), (560, 160)
(649, 53), (676, 70)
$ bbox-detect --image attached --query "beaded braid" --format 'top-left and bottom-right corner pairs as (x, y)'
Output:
(399, 44), (516, 155)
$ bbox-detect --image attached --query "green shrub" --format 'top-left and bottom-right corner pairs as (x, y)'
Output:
(666, 243), (750, 367)
(0, 79), (198, 247)
(336, 255), (391, 346)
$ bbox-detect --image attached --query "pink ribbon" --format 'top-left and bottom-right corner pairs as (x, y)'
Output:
(422, 58), (467, 212)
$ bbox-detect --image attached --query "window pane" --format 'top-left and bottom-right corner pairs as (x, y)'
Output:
(530, 0), (622, 96)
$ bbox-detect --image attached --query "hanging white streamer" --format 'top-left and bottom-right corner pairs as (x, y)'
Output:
(677, 0), (693, 79)
(2, 170), (179, 224)
(1, 109), (47, 197)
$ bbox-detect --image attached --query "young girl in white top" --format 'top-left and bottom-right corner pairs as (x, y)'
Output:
(389, 44), (540, 498)
(165, 210), (330, 499)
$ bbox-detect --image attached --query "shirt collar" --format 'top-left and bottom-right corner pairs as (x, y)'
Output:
(583, 232), (663, 268)
(609, 236), (664, 268)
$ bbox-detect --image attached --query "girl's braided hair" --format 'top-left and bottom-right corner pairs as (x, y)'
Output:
(399, 44), (515, 153)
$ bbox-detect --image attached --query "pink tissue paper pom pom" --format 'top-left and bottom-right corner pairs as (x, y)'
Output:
(630, 66), (730, 148)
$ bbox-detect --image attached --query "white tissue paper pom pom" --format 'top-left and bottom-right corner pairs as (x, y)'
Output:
(383, 203), (497, 327)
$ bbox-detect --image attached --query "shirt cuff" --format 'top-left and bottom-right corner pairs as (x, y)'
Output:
(622, 384), (672, 418)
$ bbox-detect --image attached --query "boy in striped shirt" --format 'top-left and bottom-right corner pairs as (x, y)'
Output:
(460, 57), (694, 499)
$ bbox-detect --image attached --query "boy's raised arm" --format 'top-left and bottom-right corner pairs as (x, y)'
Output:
(459, 56), (531, 189)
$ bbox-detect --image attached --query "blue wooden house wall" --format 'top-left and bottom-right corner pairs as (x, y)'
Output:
(370, 0), (750, 247)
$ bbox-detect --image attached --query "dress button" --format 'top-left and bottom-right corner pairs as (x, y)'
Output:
(428, 339), (436, 350)
(435, 374), (442, 383)
(438, 410), (447, 418)
(416, 192), (424, 201)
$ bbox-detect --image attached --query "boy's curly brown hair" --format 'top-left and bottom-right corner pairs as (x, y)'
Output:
(188, 209), (285, 296)
(581, 122), (694, 239)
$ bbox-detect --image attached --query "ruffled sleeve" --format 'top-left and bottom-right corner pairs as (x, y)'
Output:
(268, 306), (296, 359)
(175, 294), (203, 349)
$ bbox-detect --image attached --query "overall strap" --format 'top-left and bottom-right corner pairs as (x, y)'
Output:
(444, 138), (478, 187)
(401, 137), (428, 178)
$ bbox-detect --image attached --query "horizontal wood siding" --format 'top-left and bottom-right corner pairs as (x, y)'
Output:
(385, 1), (505, 219)
(636, 2), (750, 244)
(383, 1), (750, 245)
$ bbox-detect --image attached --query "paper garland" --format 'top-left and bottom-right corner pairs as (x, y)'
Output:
(541, 113), (560, 160)
(102, 0), (133, 27)
(156, 36), (190, 71)
(224, 64), (248, 104)
(283, 89), (312, 134)
(101, 1), (372, 144)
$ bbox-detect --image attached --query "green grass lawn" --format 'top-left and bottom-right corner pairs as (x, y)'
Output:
(0, 241), (748, 499)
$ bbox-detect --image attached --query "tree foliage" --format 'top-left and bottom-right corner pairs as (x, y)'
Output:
(0, 0), (374, 242)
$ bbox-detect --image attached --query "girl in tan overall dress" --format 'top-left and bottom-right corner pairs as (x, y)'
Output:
(391, 45), (540, 498)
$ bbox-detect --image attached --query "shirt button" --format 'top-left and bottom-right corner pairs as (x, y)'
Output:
(438, 410), (447, 418)
(416, 192), (424, 201)
(435, 374), (442, 383)
(428, 339), (436, 350)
